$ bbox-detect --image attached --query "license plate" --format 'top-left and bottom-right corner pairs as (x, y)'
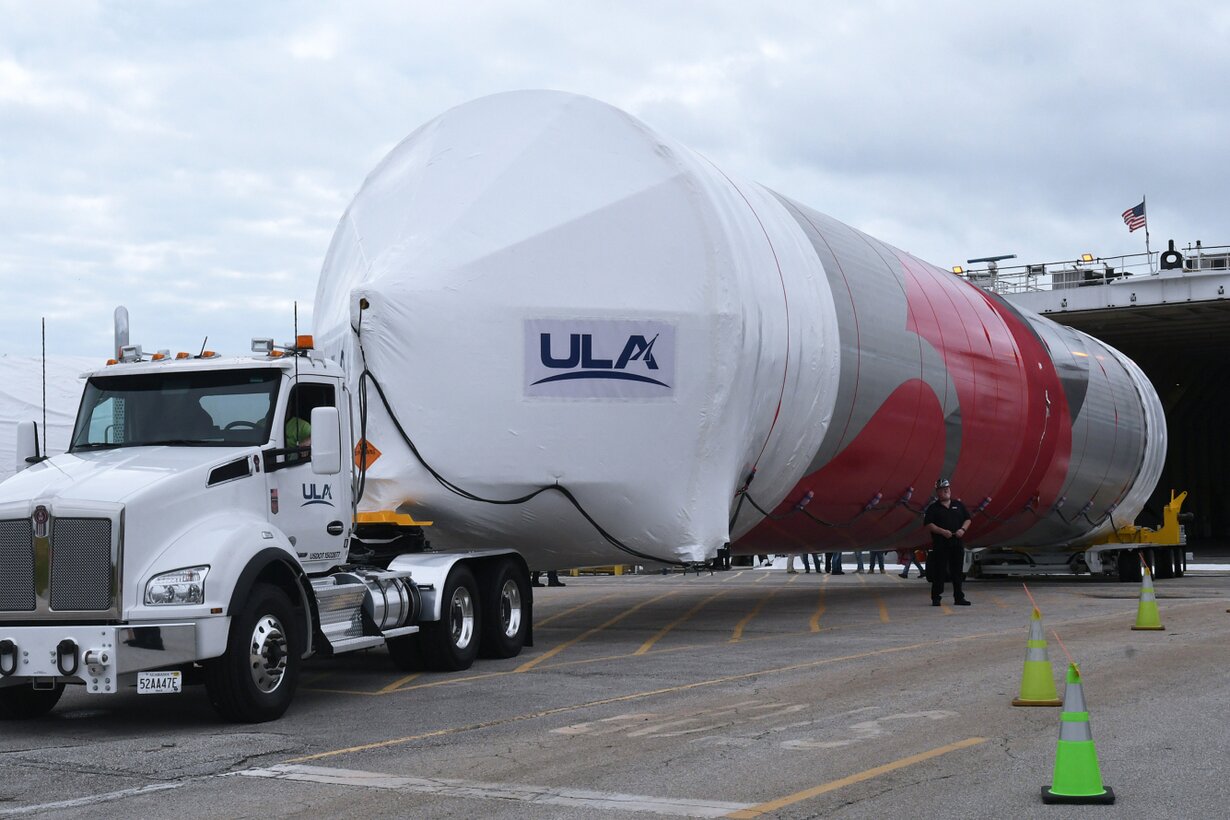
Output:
(136, 671), (182, 694)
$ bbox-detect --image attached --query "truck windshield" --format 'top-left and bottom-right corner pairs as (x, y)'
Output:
(70, 369), (281, 450)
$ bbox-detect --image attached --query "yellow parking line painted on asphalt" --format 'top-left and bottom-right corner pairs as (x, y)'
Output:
(287, 639), (1005, 764)
(808, 574), (828, 632)
(635, 589), (728, 655)
(730, 582), (786, 642)
(535, 591), (622, 627)
(855, 574), (890, 623)
(516, 588), (680, 672)
(377, 672), (422, 694)
(724, 737), (988, 818)
(301, 600), (1206, 699)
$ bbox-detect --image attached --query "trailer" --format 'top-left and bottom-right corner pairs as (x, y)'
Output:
(967, 491), (1190, 581)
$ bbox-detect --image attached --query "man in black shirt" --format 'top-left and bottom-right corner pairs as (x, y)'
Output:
(923, 478), (972, 606)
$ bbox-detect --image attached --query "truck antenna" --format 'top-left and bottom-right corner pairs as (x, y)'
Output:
(292, 301), (300, 432)
(41, 317), (47, 455)
(197, 336), (208, 358)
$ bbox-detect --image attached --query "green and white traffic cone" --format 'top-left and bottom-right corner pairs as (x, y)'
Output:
(1041, 663), (1114, 804)
(1012, 608), (1062, 707)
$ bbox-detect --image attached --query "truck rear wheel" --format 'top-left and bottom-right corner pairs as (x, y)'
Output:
(204, 582), (301, 723)
(422, 565), (481, 672)
(0, 683), (64, 720)
(385, 634), (424, 671)
(479, 559), (530, 659)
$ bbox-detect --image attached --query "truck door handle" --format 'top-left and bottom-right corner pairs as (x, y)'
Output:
(327, 521), (344, 536)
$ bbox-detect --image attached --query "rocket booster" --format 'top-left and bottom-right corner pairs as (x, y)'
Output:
(314, 91), (1164, 567)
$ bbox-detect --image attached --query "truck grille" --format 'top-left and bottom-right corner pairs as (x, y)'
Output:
(50, 518), (114, 611)
(0, 514), (116, 617)
(0, 519), (35, 611)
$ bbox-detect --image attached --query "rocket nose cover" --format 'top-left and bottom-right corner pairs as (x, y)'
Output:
(313, 91), (842, 565)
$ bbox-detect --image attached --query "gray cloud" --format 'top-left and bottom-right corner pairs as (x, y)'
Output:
(2, 1), (1226, 356)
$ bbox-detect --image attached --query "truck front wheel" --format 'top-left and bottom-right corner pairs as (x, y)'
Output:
(204, 582), (301, 723)
(0, 683), (64, 720)
(422, 565), (481, 671)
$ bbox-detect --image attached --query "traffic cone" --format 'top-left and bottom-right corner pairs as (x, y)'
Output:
(1131, 564), (1165, 631)
(1041, 663), (1115, 804)
(1012, 608), (1062, 707)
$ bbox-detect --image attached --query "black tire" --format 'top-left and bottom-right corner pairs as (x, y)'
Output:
(422, 565), (481, 672)
(204, 582), (301, 723)
(1119, 550), (1142, 582)
(1172, 547), (1185, 578)
(479, 559), (530, 659)
(385, 633), (425, 671)
(1154, 547), (1174, 579)
(0, 683), (65, 720)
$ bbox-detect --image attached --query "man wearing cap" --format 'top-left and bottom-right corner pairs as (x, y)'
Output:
(923, 478), (972, 606)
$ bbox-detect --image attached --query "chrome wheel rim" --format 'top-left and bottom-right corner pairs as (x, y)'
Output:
(449, 587), (475, 650)
(248, 614), (288, 694)
(499, 578), (523, 639)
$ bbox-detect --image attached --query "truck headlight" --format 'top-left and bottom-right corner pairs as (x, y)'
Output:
(145, 566), (209, 605)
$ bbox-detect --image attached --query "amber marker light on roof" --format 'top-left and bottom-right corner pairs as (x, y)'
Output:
(296, 334), (314, 349)
(176, 352), (191, 359)
(1081, 253), (1094, 262)
(951, 265), (964, 274)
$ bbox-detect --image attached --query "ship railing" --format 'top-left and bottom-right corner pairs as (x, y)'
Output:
(956, 242), (1230, 295)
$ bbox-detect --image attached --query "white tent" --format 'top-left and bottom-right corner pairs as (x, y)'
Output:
(0, 355), (97, 483)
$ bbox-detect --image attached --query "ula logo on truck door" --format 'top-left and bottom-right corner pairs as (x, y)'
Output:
(525, 319), (675, 399)
(301, 484), (334, 506)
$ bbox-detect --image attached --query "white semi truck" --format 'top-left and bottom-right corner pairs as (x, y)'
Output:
(0, 334), (533, 722)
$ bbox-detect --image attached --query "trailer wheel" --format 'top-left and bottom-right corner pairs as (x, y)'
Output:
(479, 559), (530, 659)
(1154, 547), (1175, 579)
(1172, 547), (1185, 578)
(204, 582), (301, 723)
(422, 565), (481, 672)
(0, 683), (65, 720)
(1118, 550), (1142, 582)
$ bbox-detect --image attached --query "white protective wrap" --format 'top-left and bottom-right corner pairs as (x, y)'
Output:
(315, 91), (842, 565)
(0, 355), (95, 483)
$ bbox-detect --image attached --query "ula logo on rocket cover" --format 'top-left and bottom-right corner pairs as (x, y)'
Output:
(525, 319), (675, 399)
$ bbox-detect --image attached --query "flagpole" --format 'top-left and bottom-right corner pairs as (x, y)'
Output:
(1143, 193), (1152, 270)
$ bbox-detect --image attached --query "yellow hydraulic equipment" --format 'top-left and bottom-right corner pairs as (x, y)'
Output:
(354, 510), (434, 528)
(1089, 490), (1187, 548)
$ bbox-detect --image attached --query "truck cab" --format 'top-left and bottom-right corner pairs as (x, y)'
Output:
(0, 338), (530, 722)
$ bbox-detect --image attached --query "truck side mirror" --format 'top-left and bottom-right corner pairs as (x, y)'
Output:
(15, 421), (39, 473)
(310, 407), (342, 475)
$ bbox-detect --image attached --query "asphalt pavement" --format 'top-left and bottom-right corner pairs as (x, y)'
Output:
(2, 565), (1228, 818)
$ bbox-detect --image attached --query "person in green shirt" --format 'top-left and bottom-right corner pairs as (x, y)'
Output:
(286, 417), (312, 448)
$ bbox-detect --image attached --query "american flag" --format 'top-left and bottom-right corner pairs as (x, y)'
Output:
(1122, 201), (1146, 232)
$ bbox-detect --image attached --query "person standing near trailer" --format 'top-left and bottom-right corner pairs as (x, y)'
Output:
(923, 479), (972, 606)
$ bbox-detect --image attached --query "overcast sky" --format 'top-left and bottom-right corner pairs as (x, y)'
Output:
(2, 1), (1227, 357)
